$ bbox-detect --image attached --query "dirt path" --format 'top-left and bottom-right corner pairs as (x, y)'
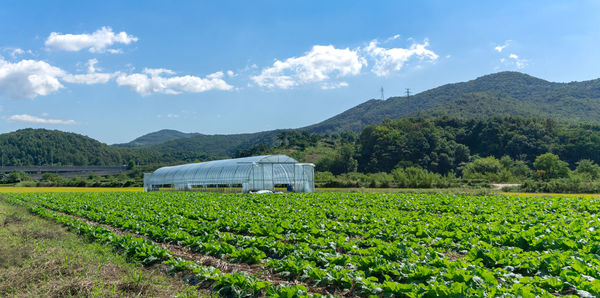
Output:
(491, 183), (520, 190)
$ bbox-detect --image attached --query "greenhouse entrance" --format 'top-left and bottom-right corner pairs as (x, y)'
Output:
(143, 155), (314, 193)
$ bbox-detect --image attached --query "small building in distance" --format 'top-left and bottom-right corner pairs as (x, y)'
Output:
(143, 155), (314, 193)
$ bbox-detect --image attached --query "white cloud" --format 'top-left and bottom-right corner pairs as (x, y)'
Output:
(251, 45), (365, 89)
(45, 26), (138, 53)
(494, 40), (511, 52)
(251, 37), (438, 88)
(10, 48), (24, 59)
(384, 34), (401, 43)
(366, 39), (438, 77)
(320, 81), (349, 90)
(498, 52), (528, 69)
(116, 68), (233, 95)
(508, 53), (527, 69)
(157, 113), (180, 118)
(494, 40), (527, 69)
(0, 58), (118, 98)
(61, 72), (114, 84)
(143, 68), (174, 77)
(2, 48), (33, 60)
(87, 58), (99, 73)
(62, 58), (116, 84)
(0, 58), (65, 98)
(6, 114), (75, 125)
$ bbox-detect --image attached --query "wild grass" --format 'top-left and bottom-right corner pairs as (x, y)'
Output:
(0, 199), (201, 297)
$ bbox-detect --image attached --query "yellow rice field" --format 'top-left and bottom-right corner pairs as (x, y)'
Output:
(0, 187), (143, 193)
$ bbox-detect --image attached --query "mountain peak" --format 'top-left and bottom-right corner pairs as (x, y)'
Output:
(473, 71), (549, 85)
(115, 129), (200, 147)
(305, 71), (600, 134)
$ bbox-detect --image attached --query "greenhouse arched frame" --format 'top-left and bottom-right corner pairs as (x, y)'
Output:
(143, 155), (314, 193)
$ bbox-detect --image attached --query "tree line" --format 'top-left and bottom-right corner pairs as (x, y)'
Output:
(247, 116), (600, 192)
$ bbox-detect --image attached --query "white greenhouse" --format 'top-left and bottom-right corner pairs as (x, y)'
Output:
(143, 155), (314, 193)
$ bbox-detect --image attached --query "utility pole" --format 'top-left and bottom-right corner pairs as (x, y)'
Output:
(406, 88), (411, 99)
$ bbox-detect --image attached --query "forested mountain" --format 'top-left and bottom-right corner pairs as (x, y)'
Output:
(0, 129), (183, 166)
(114, 129), (200, 148)
(305, 72), (600, 133)
(118, 72), (600, 157)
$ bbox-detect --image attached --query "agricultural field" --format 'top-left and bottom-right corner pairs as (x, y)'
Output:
(3, 191), (600, 297)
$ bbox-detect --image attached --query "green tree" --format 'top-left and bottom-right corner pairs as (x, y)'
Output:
(316, 143), (358, 175)
(462, 156), (505, 181)
(509, 160), (532, 179)
(392, 166), (444, 188)
(2, 171), (32, 184)
(127, 160), (137, 170)
(41, 173), (62, 182)
(574, 159), (600, 180)
(533, 153), (570, 180)
(498, 155), (531, 179)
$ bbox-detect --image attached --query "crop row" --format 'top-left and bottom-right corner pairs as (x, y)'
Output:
(4, 196), (310, 297)
(5, 192), (600, 296)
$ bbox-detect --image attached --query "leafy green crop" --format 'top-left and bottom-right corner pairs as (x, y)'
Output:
(5, 191), (600, 297)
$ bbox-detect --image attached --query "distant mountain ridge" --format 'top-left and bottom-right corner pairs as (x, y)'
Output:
(115, 71), (600, 158)
(304, 71), (600, 133)
(114, 129), (200, 148)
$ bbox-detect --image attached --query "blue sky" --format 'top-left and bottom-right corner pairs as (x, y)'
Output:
(1, 1), (599, 144)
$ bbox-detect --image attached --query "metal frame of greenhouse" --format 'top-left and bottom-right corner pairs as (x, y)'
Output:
(143, 155), (314, 193)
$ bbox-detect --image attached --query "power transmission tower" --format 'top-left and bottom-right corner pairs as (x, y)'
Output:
(380, 87), (384, 100)
(406, 88), (411, 99)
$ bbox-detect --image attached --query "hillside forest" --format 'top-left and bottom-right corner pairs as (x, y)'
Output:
(244, 117), (600, 193)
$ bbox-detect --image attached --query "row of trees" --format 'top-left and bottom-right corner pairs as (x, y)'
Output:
(312, 117), (600, 175)
(315, 152), (600, 192)
(462, 153), (600, 181)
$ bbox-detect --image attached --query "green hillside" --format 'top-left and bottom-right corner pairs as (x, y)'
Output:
(145, 130), (282, 159)
(114, 129), (200, 148)
(120, 72), (600, 158)
(305, 72), (600, 133)
(0, 129), (167, 166)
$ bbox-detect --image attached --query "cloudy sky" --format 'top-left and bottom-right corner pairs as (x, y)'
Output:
(1, 1), (599, 144)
